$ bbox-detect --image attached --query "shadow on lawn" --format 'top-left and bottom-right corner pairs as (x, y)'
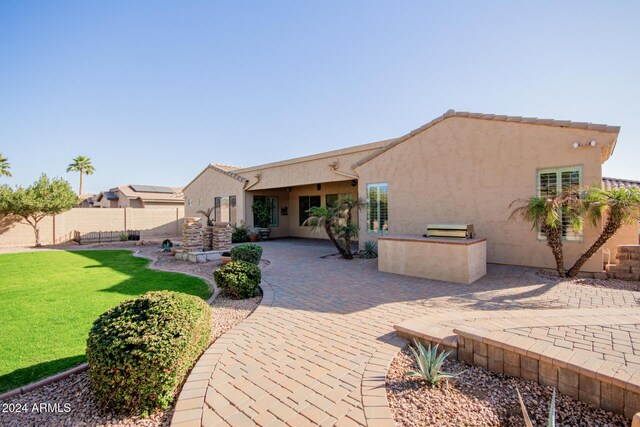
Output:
(0, 355), (85, 394)
(70, 250), (211, 299)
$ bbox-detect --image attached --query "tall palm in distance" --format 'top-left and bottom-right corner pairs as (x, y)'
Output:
(66, 155), (95, 195)
(0, 153), (11, 177)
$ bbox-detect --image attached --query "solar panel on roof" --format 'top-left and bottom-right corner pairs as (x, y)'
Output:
(129, 185), (174, 194)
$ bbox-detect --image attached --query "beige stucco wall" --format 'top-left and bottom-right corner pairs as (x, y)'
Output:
(356, 117), (619, 272)
(378, 237), (487, 284)
(183, 167), (246, 226)
(0, 207), (184, 247)
(238, 143), (380, 190)
(244, 188), (290, 238)
(285, 181), (357, 239)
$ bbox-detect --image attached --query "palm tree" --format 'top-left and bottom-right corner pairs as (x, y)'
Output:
(66, 155), (95, 195)
(305, 195), (364, 260)
(566, 187), (640, 277)
(0, 153), (11, 177)
(509, 191), (583, 277)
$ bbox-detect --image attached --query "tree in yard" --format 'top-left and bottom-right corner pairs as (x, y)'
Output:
(66, 155), (95, 195)
(0, 175), (78, 246)
(0, 153), (11, 177)
(566, 187), (640, 277)
(304, 194), (364, 260)
(509, 191), (583, 277)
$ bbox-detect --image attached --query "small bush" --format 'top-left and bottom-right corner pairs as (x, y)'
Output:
(213, 261), (261, 299)
(230, 243), (263, 265)
(86, 291), (212, 416)
(360, 241), (378, 259)
(231, 222), (249, 243)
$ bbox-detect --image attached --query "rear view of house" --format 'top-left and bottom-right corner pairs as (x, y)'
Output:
(184, 110), (638, 273)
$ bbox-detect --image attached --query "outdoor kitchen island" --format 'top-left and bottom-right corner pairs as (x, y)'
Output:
(377, 234), (487, 284)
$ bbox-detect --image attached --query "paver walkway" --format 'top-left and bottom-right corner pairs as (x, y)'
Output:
(172, 239), (640, 427)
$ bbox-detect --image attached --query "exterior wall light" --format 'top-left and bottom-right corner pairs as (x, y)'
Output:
(572, 140), (598, 149)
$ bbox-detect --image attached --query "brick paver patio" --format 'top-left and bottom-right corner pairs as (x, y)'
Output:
(172, 239), (640, 427)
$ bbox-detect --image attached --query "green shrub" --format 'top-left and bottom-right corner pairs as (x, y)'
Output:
(86, 291), (212, 416)
(230, 243), (263, 264)
(213, 261), (261, 299)
(231, 222), (249, 243)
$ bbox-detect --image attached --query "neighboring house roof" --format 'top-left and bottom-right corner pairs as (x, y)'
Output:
(116, 185), (184, 203)
(352, 109), (621, 169)
(99, 191), (119, 201)
(602, 177), (640, 190)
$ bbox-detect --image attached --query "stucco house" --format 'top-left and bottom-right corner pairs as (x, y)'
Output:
(95, 185), (184, 209)
(184, 110), (639, 273)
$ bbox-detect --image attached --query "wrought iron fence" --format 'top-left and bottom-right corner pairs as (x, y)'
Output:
(73, 230), (140, 244)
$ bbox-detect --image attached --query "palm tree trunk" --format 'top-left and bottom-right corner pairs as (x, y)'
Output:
(79, 168), (83, 195)
(545, 226), (565, 277)
(325, 223), (351, 259)
(566, 217), (621, 277)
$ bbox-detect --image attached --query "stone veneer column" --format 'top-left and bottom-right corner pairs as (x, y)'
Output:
(182, 217), (204, 252)
(212, 222), (232, 251)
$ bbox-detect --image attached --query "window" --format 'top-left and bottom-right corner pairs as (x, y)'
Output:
(253, 196), (279, 227)
(214, 197), (221, 222)
(299, 195), (321, 226)
(326, 194), (338, 207)
(367, 183), (388, 234)
(214, 196), (236, 223)
(537, 166), (582, 241)
(230, 196), (236, 224)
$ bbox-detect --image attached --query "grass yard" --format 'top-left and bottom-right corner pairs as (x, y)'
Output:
(0, 250), (211, 393)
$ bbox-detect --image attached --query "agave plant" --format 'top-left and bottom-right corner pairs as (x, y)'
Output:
(360, 241), (378, 259)
(405, 339), (460, 386)
(517, 386), (556, 427)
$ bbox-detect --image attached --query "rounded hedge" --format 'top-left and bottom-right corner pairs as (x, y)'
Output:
(86, 291), (212, 416)
(213, 261), (261, 299)
(230, 243), (263, 265)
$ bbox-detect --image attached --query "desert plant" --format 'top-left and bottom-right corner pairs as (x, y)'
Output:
(0, 153), (11, 177)
(566, 186), (640, 277)
(305, 194), (364, 260)
(232, 221), (249, 243)
(252, 200), (272, 228)
(509, 190), (583, 277)
(517, 386), (556, 427)
(119, 232), (128, 241)
(0, 174), (79, 246)
(213, 261), (261, 299)
(86, 291), (212, 416)
(66, 155), (95, 196)
(162, 239), (173, 252)
(230, 243), (263, 265)
(405, 339), (460, 387)
(360, 241), (378, 259)
(196, 207), (215, 226)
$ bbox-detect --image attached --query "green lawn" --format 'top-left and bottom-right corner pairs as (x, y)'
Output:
(0, 250), (211, 393)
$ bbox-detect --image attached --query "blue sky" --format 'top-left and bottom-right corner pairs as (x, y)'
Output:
(1, 1), (638, 194)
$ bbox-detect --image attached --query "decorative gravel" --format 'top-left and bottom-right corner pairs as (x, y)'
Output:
(0, 295), (262, 427)
(386, 346), (630, 427)
(536, 270), (640, 291)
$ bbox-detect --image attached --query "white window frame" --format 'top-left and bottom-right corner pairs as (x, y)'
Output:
(367, 183), (389, 235)
(536, 166), (583, 241)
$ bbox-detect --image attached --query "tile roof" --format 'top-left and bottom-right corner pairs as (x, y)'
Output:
(352, 109), (621, 169)
(602, 177), (640, 190)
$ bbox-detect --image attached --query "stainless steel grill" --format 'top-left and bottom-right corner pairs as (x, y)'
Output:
(426, 224), (475, 239)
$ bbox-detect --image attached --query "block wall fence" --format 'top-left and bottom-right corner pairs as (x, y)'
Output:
(0, 207), (184, 247)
